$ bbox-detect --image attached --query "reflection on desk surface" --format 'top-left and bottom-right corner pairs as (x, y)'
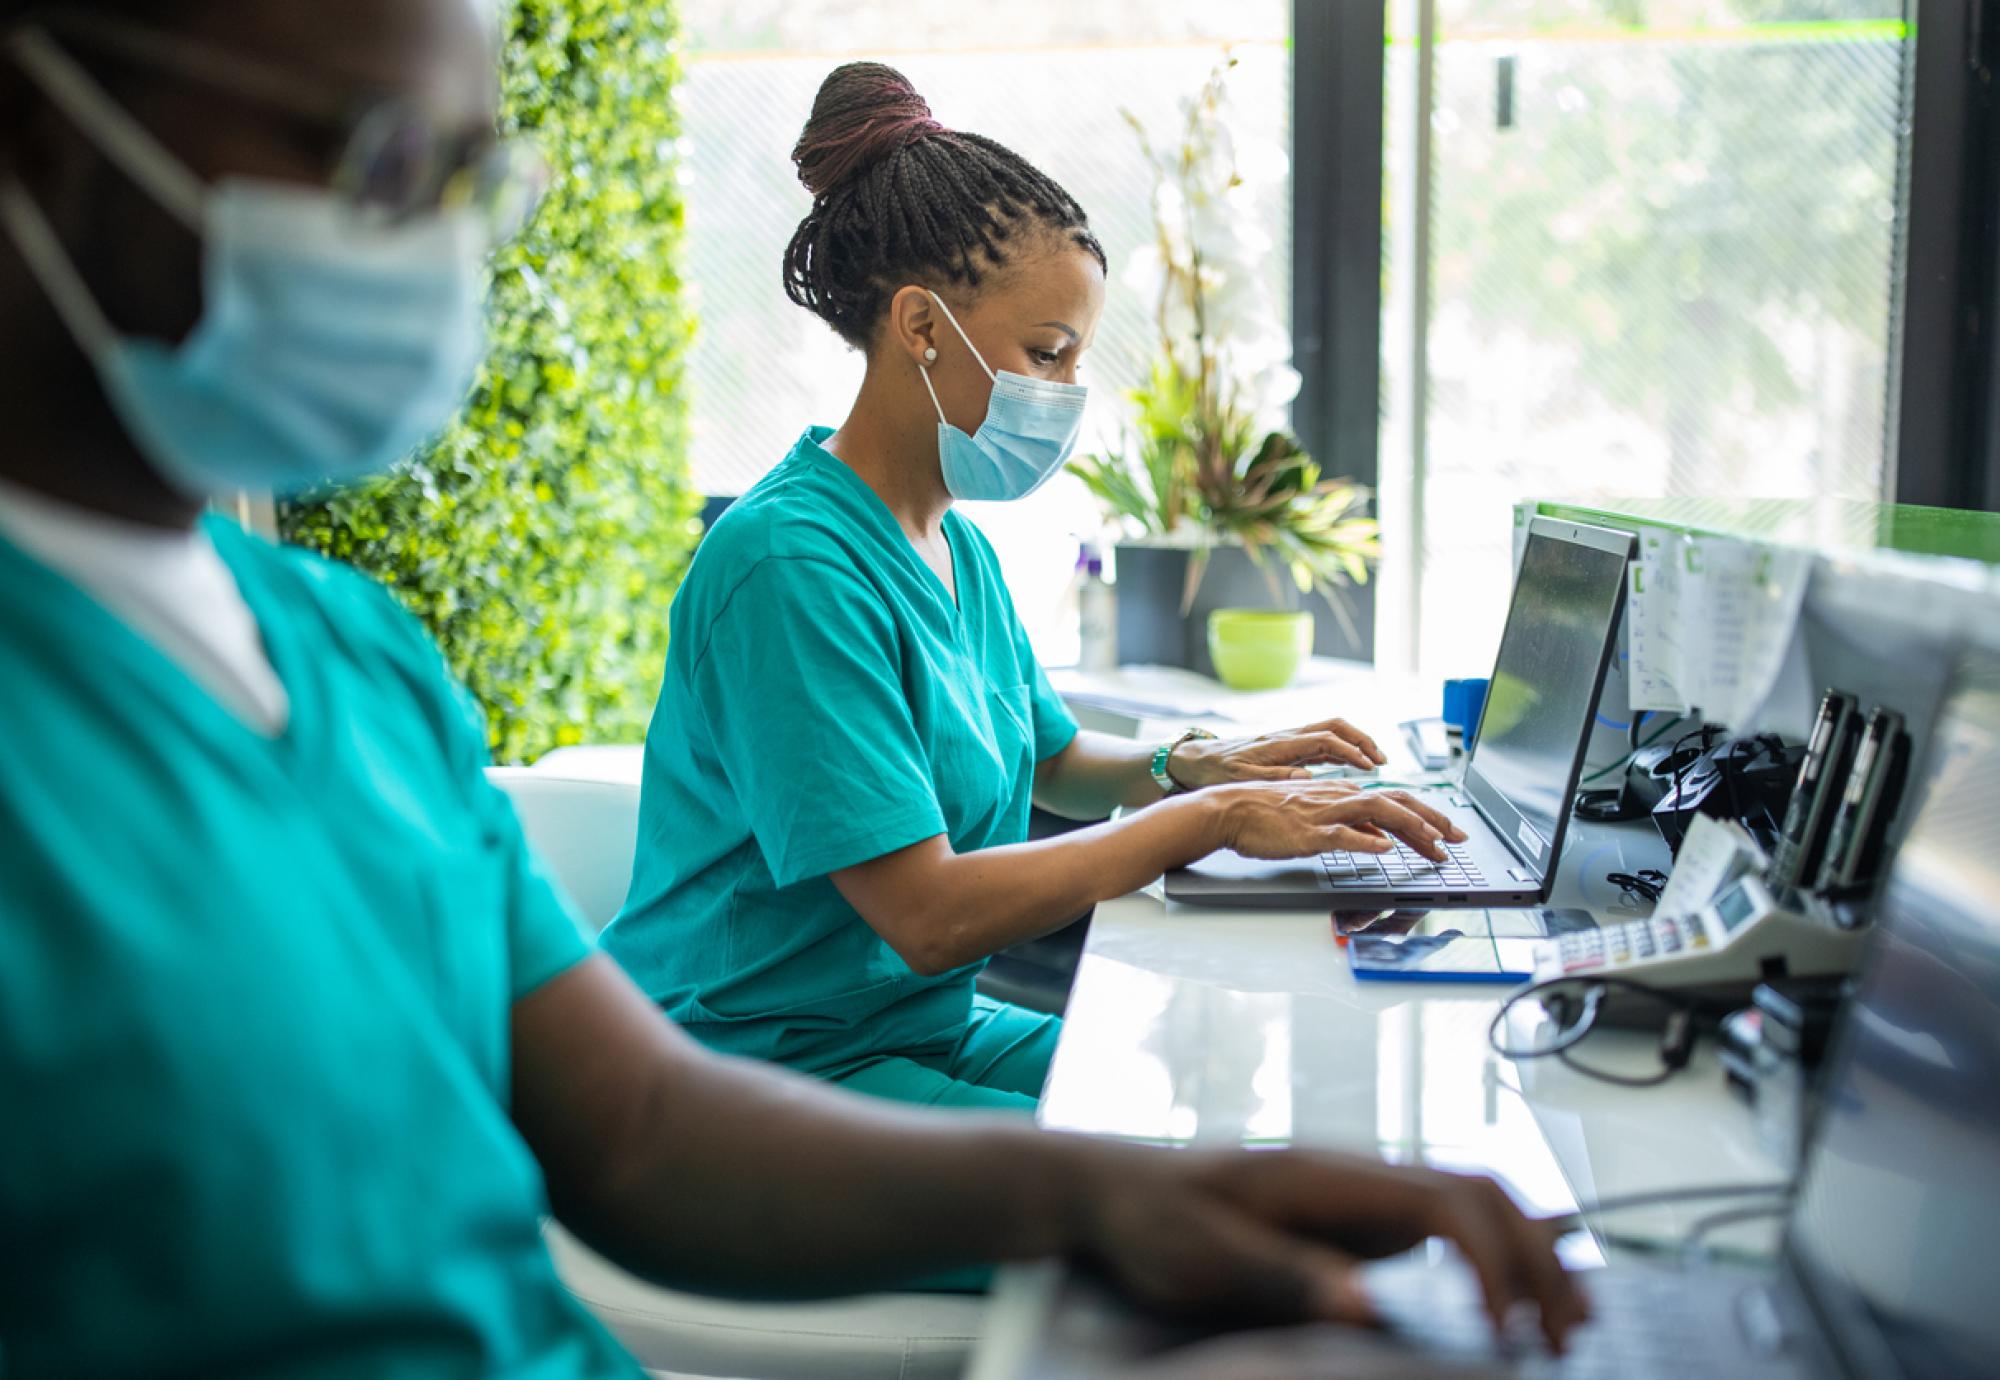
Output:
(1039, 952), (1585, 1233)
(1041, 895), (1784, 1259)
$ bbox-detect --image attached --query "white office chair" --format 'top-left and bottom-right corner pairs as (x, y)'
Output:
(490, 768), (644, 926)
(486, 766), (989, 1380)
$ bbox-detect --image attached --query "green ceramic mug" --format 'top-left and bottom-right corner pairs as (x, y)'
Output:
(1207, 608), (1314, 691)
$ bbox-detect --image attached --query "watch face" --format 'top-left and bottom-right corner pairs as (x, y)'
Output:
(1154, 732), (1203, 793)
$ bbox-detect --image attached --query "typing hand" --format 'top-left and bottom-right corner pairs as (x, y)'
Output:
(1208, 781), (1466, 863)
(1076, 1147), (1589, 1353)
(1170, 718), (1388, 788)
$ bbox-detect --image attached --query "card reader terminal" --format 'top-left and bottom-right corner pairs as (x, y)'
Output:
(1540, 874), (1868, 995)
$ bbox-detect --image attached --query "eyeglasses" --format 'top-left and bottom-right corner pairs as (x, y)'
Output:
(23, 11), (550, 242)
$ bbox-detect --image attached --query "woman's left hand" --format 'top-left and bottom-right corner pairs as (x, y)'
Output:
(1168, 719), (1387, 790)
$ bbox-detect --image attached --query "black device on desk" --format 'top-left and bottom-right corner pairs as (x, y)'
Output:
(1768, 689), (1860, 890)
(1813, 707), (1908, 897)
(1164, 518), (1634, 909)
(1645, 731), (1800, 855)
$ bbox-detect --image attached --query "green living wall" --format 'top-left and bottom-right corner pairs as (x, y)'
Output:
(280, 0), (699, 763)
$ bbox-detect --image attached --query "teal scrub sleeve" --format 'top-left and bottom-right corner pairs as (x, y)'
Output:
(1026, 652), (1079, 763)
(691, 557), (948, 887)
(474, 771), (597, 1000)
(361, 574), (594, 1000)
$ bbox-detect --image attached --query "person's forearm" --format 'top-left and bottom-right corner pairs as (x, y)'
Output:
(544, 1017), (1116, 1297)
(850, 792), (1228, 975)
(518, 961), (1587, 1341)
(1033, 729), (1173, 819)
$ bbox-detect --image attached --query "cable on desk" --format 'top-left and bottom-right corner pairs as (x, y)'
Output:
(1680, 1201), (1793, 1258)
(1605, 868), (1668, 904)
(1552, 1032), (1680, 1088)
(1549, 1181), (1792, 1234)
(1488, 974), (1731, 1088)
(1577, 712), (1683, 787)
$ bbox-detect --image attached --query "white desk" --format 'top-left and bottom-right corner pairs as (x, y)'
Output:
(1038, 892), (1781, 1236)
(975, 661), (1788, 1375)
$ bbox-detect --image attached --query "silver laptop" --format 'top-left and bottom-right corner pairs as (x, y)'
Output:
(1165, 518), (1634, 909)
(978, 649), (2000, 1380)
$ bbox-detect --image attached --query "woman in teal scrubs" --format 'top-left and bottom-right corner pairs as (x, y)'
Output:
(603, 64), (1464, 1113)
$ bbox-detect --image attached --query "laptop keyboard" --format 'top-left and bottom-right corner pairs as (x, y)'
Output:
(1368, 1264), (1786, 1378)
(1321, 838), (1487, 889)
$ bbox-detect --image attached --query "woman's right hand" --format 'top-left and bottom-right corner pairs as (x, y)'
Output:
(1203, 780), (1466, 861)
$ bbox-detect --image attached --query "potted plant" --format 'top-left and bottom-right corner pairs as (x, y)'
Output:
(1073, 59), (1379, 678)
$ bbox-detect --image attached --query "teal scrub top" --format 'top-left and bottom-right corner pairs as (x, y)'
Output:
(601, 427), (1078, 1073)
(0, 519), (636, 1378)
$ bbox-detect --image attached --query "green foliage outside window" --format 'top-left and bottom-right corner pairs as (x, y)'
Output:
(280, 0), (699, 763)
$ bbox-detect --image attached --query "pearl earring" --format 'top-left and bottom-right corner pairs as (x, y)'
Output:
(923, 347), (938, 363)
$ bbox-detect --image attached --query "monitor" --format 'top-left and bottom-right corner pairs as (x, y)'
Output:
(1462, 518), (1634, 880)
(1785, 647), (2000, 1380)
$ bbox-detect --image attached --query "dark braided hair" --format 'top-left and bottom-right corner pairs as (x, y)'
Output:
(784, 61), (1105, 349)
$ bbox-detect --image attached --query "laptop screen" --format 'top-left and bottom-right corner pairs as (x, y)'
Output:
(1786, 649), (2000, 1380)
(1461, 520), (1632, 879)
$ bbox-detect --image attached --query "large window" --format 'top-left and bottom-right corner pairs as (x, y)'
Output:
(1380, 0), (1913, 674)
(680, 2), (1913, 676)
(678, 1), (1290, 660)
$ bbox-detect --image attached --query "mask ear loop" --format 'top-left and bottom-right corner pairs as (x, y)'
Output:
(0, 180), (117, 355)
(8, 27), (206, 231)
(924, 288), (996, 382)
(916, 355), (951, 427)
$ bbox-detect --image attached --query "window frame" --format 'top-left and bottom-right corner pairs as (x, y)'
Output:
(1290, 0), (1389, 660)
(1897, 0), (2000, 512)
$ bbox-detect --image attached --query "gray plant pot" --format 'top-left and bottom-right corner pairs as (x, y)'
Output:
(1114, 541), (1375, 677)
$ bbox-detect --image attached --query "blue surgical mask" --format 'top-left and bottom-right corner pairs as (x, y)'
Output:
(918, 290), (1087, 503)
(0, 29), (487, 499)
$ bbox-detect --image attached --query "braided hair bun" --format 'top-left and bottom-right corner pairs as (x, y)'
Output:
(784, 61), (1105, 348)
(790, 62), (944, 197)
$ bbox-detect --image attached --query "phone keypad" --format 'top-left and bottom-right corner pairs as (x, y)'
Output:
(1558, 914), (1708, 973)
